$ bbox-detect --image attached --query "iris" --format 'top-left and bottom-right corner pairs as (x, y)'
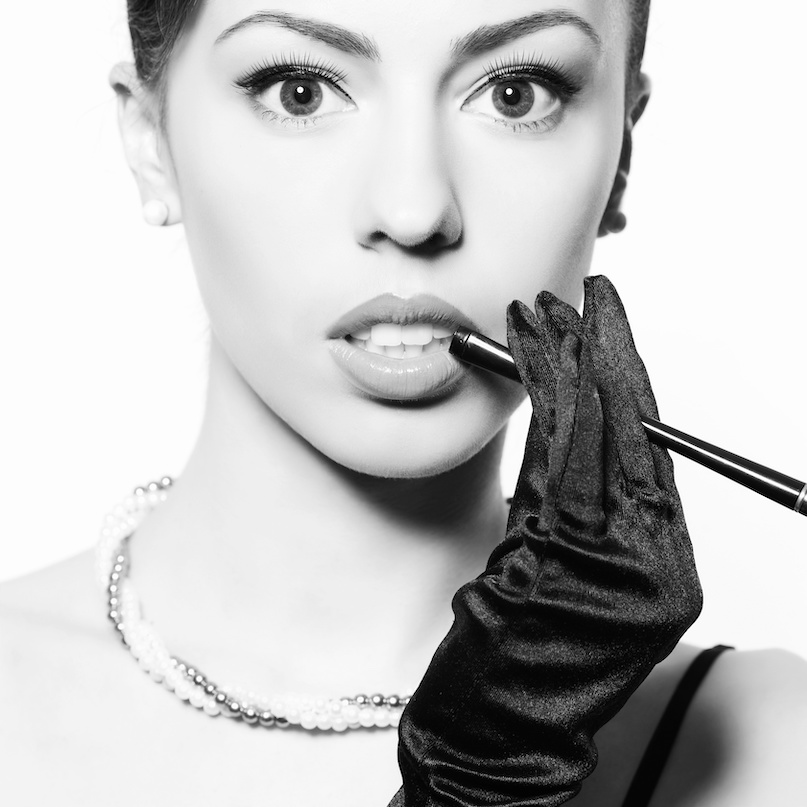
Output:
(492, 81), (535, 118)
(280, 79), (323, 115)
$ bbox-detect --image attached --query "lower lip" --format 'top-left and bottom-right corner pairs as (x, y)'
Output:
(328, 338), (465, 401)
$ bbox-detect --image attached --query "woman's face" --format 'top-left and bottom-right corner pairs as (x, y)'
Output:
(158, 0), (630, 477)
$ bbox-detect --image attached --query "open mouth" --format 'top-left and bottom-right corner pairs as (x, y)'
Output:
(327, 294), (475, 401)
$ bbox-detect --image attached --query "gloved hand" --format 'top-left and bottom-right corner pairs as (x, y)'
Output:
(388, 275), (702, 807)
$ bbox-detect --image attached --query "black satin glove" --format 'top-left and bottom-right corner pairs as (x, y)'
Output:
(388, 276), (702, 807)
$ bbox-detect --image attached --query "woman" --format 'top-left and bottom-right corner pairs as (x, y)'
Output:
(1, 1), (805, 805)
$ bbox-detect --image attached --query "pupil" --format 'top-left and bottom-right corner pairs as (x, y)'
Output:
(503, 86), (521, 106)
(294, 84), (313, 105)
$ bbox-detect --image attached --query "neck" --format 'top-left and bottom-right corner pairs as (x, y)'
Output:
(131, 339), (510, 696)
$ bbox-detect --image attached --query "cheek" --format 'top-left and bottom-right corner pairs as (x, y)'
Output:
(169, 109), (350, 317)
(166, 88), (364, 383)
(451, 105), (623, 339)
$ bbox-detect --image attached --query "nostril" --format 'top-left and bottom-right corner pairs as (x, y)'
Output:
(365, 228), (462, 255)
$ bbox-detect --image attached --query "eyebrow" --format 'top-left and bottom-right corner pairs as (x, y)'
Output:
(450, 11), (602, 61)
(214, 9), (600, 63)
(214, 10), (380, 60)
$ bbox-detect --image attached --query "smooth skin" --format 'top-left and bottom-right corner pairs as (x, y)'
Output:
(2, 1), (806, 804)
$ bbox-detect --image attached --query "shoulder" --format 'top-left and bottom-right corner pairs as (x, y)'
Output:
(705, 646), (807, 754)
(660, 646), (807, 805)
(699, 645), (807, 729)
(0, 549), (102, 631)
(0, 550), (109, 693)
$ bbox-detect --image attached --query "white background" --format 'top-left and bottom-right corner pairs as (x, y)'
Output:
(1, 2), (805, 658)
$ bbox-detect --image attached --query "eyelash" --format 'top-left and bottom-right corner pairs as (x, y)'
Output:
(233, 52), (582, 132)
(477, 53), (582, 102)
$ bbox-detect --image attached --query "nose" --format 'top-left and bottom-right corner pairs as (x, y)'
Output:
(352, 106), (462, 254)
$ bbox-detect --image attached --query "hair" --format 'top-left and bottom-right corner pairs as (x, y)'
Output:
(625, 0), (651, 103)
(127, 0), (651, 108)
(128, 0), (203, 89)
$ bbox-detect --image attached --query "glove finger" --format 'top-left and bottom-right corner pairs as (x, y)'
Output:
(505, 301), (562, 529)
(536, 290), (584, 341)
(543, 334), (606, 537)
(506, 300), (563, 450)
(581, 276), (666, 494)
(582, 276), (658, 418)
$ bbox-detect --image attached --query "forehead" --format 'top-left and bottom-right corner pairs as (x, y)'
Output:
(189, 0), (631, 62)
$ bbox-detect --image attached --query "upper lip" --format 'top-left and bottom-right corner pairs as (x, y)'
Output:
(328, 293), (479, 339)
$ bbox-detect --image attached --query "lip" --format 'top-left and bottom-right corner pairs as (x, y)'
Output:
(327, 293), (479, 338)
(327, 294), (478, 401)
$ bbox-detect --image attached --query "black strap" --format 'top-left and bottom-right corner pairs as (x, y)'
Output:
(620, 645), (735, 807)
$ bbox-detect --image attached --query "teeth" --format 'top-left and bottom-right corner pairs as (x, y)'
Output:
(347, 322), (456, 358)
(348, 333), (452, 357)
(401, 324), (433, 345)
(370, 323), (402, 347)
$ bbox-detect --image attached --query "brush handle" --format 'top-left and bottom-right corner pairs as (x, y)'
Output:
(450, 327), (807, 517)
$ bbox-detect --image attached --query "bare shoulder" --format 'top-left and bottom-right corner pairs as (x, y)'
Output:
(0, 549), (103, 635)
(657, 646), (807, 806)
(699, 645), (807, 730)
(0, 550), (110, 707)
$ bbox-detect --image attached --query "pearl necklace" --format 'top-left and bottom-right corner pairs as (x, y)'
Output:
(96, 478), (411, 731)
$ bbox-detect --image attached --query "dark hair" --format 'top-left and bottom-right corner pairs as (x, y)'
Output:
(626, 0), (651, 103)
(128, 1), (651, 105)
(128, 0), (203, 89)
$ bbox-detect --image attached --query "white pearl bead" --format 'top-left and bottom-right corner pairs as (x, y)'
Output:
(374, 708), (391, 728)
(270, 700), (286, 718)
(343, 705), (360, 723)
(203, 700), (221, 717)
(358, 708), (375, 728)
(331, 716), (348, 732)
(315, 714), (333, 731)
(300, 712), (317, 730)
(286, 707), (301, 725)
(390, 711), (402, 728)
(174, 681), (192, 700)
(189, 688), (207, 708)
(164, 670), (182, 691)
(328, 699), (343, 714)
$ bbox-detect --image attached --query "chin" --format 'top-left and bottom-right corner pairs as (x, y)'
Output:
(297, 379), (522, 480)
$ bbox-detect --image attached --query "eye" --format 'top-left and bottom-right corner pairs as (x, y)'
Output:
(462, 78), (561, 132)
(255, 74), (354, 120)
(234, 59), (356, 130)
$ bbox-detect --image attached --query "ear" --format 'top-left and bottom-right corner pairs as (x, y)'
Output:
(109, 62), (182, 225)
(598, 72), (651, 238)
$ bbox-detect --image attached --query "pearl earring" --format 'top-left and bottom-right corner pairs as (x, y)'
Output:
(601, 210), (627, 235)
(142, 199), (169, 227)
